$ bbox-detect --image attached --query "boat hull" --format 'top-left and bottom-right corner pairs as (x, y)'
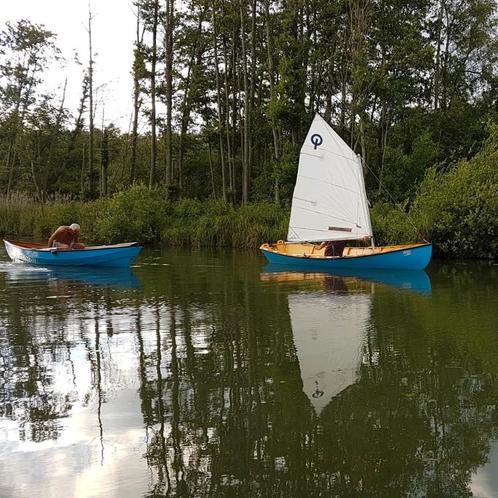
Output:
(4, 240), (143, 268)
(260, 243), (432, 271)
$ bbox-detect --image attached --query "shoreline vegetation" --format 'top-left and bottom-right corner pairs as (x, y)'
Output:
(1, 5), (497, 260)
(1, 122), (497, 260)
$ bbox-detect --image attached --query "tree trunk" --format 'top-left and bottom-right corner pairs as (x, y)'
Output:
(231, 27), (239, 201)
(164, 0), (175, 188)
(31, 157), (42, 201)
(149, 0), (159, 187)
(248, 0), (256, 184)
(349, 0), (371, 153)
(6, 74), (34, 197)
(222, 33), (234, 202)
(239, 0), (250, 205)
(131, 1), (144, 185)
(41, 78), (67, 199)
(441, 6), (452, 110)
(178, 1), (207, 196)
(212, 2), (227, 201)
(378, 107), (390, 195)
(88, 7), (95, 198)
(5, 128), (19, 198)
(207, 141), (216, 198)
(433, 0), (444, 110)
(359, 116), (367, 172)
(101, 126), (109, 197)
(81, 143), (86, 198)
(264, 0), (280, 205)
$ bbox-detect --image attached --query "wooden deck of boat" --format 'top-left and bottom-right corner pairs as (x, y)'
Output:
(260, 241), (428, 258)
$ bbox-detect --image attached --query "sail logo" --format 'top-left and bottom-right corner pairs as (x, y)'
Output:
(311, 134), (323, 149)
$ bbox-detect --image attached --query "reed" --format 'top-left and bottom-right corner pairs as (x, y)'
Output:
(1, 153), (497, 259)
(0, 185), (288, 248)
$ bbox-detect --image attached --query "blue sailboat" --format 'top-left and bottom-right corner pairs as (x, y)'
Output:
(260, 114), (432, 271)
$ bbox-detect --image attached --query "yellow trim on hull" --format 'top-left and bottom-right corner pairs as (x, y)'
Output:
(259, 241), (429, 259)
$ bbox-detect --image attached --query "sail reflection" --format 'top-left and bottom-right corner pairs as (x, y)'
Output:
(289, 290), (370, 414)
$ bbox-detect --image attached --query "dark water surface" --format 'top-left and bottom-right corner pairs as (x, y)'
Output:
(1, 246), (498, 498)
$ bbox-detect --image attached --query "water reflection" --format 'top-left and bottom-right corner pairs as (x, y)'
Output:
(289, 290), (370, 415)
(0, 249), (497, 497)
(2, 262), (141, 288)
(263, 264), (432, 293)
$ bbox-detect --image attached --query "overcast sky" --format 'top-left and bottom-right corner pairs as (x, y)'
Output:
(1, 1), (136, 130)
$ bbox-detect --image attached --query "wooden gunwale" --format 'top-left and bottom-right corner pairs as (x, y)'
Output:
(259, 242), (431, 260)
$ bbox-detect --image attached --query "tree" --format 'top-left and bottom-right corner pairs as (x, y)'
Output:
(0, 19), (58, 196)
(0, 0), (497, 206)
(131, 0), (146, 185)
(149, 0), (159, 187)
(164, 0), (175, 188)
(87, 6), (96, 198)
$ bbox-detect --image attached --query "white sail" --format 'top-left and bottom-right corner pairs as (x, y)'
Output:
(289, 291), (370, 415)
(287, 114), (373, 242)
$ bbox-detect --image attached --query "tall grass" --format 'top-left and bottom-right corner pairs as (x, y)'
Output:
(0, 185), (288, 248)
(370, 123), (498, 259)
(2, 131), (497, 263)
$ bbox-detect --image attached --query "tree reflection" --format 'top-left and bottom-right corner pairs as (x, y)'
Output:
(0, 272), (76, 442)
(1, 255), (498, 497)
(138, 264), (498, 497)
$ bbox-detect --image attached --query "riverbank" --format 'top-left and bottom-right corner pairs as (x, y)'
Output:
(0, 187), (289, 249)
(0, 187), (413, 246)
(1, 130), (497, 262)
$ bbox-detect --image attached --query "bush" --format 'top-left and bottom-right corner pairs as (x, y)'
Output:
(95, 184), (167, 243)
(412, 123), (498, 258)
(2, 126), (497, 260)
(370, 203), (421, 246)
(0, 188), (288, 249)
(161, 199), (288, 248)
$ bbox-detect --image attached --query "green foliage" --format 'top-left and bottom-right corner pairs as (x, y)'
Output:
(0, 186), (288, 249)
(412, 124), (498, 258)
(161, 198), (288, 248)
(381, 131), (439, 202)
(95, 184), (167, 243)
(1, 152), (498, 258)
(370, 203), (421, 246)
(1, 1), (497, 258)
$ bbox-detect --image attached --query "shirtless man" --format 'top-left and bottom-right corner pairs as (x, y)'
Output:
(318, 240), (347, 257)
(318, 236), (371, 257)
(47, 223), (85, 249)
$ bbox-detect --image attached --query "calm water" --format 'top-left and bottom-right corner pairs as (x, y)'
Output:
(0, 247), (498, 498)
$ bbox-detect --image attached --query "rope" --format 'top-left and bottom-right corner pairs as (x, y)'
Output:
(362, 160), (430, 244)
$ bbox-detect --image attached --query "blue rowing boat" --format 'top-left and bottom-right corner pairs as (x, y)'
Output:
(4, 240), (143, 268)
(260, 114), (432, 271)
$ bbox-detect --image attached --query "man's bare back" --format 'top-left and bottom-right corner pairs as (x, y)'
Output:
(47, 224), (85, 249)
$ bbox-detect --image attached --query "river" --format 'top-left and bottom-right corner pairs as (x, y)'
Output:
(0, 247), (497, 497)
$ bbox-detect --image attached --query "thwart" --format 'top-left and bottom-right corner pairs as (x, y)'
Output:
(260, 114), (432, 271)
